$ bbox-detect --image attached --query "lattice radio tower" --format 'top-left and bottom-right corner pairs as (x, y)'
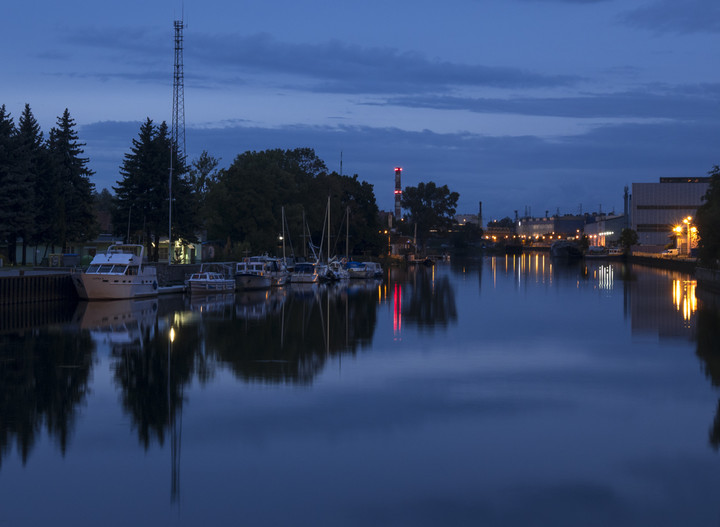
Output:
(169, 18), (186, 265)
(172, 19), (186, 160)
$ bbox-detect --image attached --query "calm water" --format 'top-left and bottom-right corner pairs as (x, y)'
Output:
(1, 254), (719, 526)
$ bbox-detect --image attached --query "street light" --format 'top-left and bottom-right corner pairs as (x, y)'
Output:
(682, 216), (693, 256)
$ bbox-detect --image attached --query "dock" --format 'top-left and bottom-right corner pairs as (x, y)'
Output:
(0, 269), (186, 305)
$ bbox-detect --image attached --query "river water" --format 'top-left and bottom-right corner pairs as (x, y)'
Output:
(1, 254), (719, 526)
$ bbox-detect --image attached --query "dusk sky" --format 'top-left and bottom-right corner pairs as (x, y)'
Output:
(2, 0), (719, 222)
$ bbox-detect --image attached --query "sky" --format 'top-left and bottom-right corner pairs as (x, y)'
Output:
(2, 0), (719, 222)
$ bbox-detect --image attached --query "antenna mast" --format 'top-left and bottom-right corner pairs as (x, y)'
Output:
(169, 17), (186, 264)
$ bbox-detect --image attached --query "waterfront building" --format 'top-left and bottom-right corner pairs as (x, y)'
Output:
(515, 215), (585, 241)
(583, 214), (627, 247)
(632, 177), (709, 252)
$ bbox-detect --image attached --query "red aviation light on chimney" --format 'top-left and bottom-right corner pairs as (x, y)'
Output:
(394, 167), (402, 173)
(394, 190), (403, 194)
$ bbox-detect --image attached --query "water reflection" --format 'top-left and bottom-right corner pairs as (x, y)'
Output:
(694, 289), (720, 450)
(0, 318), (94, 469)
(2, 258), (719, 522)
(627, 266), (698, 339)
(387, 265), (457, 333)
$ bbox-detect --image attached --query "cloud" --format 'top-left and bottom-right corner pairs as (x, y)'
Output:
(187, 33), (579, 94)
(621, 0), (720, 34)
(378, 84), (720, 120)
(516, 0), (610, 3)
(81, 115), (720, 222)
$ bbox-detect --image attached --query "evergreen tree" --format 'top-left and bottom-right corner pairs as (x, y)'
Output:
(0, 105), (17, 262)
(46, 109), (97, 251)
(15, 104), (43, 264)
(114, 118), (198, 262)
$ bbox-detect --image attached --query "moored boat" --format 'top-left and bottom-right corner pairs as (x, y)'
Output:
(185, 271), (235, 294)
(291, 262), (320, 283)
(550, 240), (583, 259)
(235, 258), (273, 290)
(72, 244), (158, 300)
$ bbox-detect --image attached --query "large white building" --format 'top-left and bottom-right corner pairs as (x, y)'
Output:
(632, 177), (709, 251)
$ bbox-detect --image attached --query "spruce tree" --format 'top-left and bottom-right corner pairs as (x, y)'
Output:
(114, 118), (197, 262)
(15, 104), (43, 264)
(0, 105), (16, 262)
(46, 109), (97, 252)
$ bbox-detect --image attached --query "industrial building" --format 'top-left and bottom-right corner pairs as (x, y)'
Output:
(632, 177), (709, 252)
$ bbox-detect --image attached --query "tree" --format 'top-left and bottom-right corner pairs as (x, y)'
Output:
(401, 181), (459, 250)
(696, 165), (720, 268)
(619, 228), (639, 253)
(203, 148), (382, 258)
(46, 109), (97, 251)
(188, 150), (220, 196)
(114, 118), (198, 261)
(15, 104), (43, 264)
(0, 106), (16, 261)
(0, 105), (40, 264)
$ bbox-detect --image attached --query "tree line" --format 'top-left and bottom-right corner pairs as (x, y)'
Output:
(111, 123), (386, 261)
(1, 104), (464, 264)
(0, 104), (95, 264)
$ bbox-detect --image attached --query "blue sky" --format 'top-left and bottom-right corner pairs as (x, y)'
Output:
(2, 0), (719, 221)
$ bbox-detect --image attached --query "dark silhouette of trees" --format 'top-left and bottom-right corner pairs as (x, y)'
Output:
(46, 109), (97, 251)
(203, 148), (382, 258)
(113, 118), (198, 261)
(0, 105), (37, 264)
(401, 181), (459, 251)
(696, 165), (720, 268)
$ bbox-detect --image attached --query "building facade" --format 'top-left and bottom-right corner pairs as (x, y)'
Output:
(632, 177), (709, 251)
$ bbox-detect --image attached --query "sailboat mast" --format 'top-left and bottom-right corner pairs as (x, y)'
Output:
(281, 206), (287, 263)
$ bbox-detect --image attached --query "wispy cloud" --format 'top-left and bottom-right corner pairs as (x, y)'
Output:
(515, 0), (610, 3)
(188, 33), (579, 94)
(377, 85), (720, 120)
(621, 0), (720, 34)
(81, 117), (720, 220)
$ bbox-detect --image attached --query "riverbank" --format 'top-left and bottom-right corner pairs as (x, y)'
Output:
(628, 252), (697, 274)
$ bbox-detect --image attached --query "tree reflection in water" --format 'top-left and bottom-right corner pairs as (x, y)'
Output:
(694, 290), (720, 450)
(400, 265), (457, 330)
(205, 283), (379, 384)
(0, 319), (95, 470)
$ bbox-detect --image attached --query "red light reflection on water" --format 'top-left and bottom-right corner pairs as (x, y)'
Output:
(393, 283), (402, 338)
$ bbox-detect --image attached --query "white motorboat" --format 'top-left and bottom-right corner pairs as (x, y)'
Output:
(72, 244), (158, 300)
(185, 271), (235, 294)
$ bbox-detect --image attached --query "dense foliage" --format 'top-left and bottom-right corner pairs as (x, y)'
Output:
(203, 148), (382, 259)
(401, 181), (459, 249)
(113, 118), (199, 262)
(696, 165), (720, 268)
(619, 228), (639, 252)
(0, 105), (96, 264)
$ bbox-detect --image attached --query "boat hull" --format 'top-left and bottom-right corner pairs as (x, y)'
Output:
(188, 281), (235, 294)
(236, 273), (272, 290)
(73, 271), (159, 300)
